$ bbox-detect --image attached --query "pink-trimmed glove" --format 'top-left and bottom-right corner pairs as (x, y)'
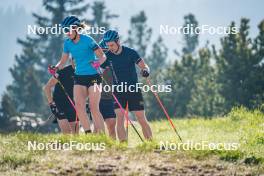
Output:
(91, 60), (100, 69)
(48, 65), (58, 77)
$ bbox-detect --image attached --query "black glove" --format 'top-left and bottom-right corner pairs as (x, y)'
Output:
(49, 102), (58, 116)
(141, 68), (150, 77)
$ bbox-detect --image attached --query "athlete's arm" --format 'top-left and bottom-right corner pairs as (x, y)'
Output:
(43, 77), (58, 104)
(137, 59), (150, 71)
(94, 48), (107, 65)
(55, 53), (69, 69)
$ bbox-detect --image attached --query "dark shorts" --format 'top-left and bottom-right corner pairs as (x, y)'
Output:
(99, 99), (116, 119)
(114, 91), (144, 111)
(54, 98), (78, 122)
(74, 74), (102, 88)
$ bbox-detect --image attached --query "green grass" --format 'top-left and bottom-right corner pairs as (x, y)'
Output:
(130, 107), (264, 164)
(130, 107), (263, 175)
(0, 107), (263, 174)
(0, 155), (32, 169)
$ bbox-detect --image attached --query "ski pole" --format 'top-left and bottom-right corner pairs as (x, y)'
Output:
(91, 63), (144, 142)
(48, 66), (79, 133)
(56, 80), (79, 132)
(125, 102), (129, 139)
(34, 114), (55, 133)
(146, 78), (182, 141)
(111, 88), (144, 142)
(108, 61), (143, 142)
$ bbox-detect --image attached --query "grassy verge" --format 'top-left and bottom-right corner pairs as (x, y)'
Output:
(0, 107), (263, 175)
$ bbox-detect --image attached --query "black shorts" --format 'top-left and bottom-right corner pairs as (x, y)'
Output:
(114, 92), (144, 111)
(74, 74), (102, 88)
(54, 98), (78, 122)
(99, 99), (116, 119)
